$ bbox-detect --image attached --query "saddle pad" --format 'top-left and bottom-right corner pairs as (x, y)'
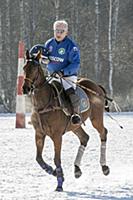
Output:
(76, 86), (90, 113)
(50, 80), (90, 114)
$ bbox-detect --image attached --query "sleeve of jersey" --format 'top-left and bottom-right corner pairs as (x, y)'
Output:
(63, 47), (80, 76)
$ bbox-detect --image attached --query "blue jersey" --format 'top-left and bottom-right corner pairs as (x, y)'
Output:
(44, 36), (80, 76)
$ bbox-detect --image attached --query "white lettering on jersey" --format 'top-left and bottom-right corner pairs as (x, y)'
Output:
(49, 56), (64, 62)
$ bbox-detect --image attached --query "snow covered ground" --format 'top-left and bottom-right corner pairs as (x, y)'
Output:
(0, 112), (133, 200)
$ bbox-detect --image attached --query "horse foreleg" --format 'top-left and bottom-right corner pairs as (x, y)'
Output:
(100, 128), (110, 176)
(52, 135), (64, 191)
(35, 131), (54, 175)
(73, 127), (89, 178)
(74, 145), (85, 178)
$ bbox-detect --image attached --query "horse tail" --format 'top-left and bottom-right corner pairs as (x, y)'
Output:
(98, 85), (112, 112)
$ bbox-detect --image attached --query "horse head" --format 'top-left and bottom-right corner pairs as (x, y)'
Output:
(22, 50), (44, 94)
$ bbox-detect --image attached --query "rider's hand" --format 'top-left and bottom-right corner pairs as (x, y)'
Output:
(57, 71), (64, 77)
(52, 71), (64, 78)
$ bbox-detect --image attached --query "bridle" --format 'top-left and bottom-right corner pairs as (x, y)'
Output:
(23, 59), (63, 115)
(24, 59), (46, 91)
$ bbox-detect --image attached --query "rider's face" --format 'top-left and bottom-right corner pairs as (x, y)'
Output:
(54, 25), (68, 41)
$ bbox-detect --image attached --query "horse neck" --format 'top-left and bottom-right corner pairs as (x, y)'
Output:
(34, 67), (46, 89)
(33, 76), (53, 110)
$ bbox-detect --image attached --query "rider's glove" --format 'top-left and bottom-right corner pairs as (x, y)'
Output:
(57, 71), (64, 77)
(52, 71), (64, 78)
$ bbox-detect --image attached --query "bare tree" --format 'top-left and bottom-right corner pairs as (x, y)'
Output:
(19, 0), (25, 41)
(54, 0), (60, 20)
(112, 0), (119, 49)
(0, 8), (2, 91)
(108, 0), (119, 97)
(108, 0), (113, 97)
(94, 0), (100, 82)
(0, 0), (12, 111)
(74, 0), (79, 42)
(0, 0), (132, 112)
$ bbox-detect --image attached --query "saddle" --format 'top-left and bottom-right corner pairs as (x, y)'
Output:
(51, 81), (90, 116)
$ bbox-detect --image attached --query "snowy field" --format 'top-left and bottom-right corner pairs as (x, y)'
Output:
(0, 112), (133, 200)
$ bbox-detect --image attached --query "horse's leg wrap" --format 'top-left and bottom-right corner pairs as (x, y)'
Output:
(100, 141), (110, 176)
(100, 141), (106, 166)
(55, 166), (64, 191)
(74, 145), (85, 167)
(36, 157), (54, 175)
(74, 145), (85, 178)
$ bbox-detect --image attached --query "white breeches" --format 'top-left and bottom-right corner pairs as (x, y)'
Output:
(48, 75), (77, 90)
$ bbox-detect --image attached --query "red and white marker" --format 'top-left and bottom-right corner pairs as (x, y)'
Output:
(15, 41), (25, 128)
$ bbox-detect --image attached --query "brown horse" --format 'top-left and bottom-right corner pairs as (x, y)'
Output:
(22, 50), (110, 191)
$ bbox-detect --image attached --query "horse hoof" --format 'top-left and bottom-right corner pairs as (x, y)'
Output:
(75, 171), (82, 178)
(74, 165), (82, 178)
(102, 165), (110, 176)
(55, 186), (63, 192)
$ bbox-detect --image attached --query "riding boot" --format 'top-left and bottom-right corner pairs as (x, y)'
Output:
(66, 88), (81, 125)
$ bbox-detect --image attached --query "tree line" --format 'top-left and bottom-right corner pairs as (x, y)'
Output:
(0, 0), (133, 112)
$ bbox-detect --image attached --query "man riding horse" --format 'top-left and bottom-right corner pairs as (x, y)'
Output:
(29, 20), (81, 125)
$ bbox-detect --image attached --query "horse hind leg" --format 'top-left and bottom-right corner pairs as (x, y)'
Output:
(100, 127), (110, 175)
(73, 127), (89, 178)
(91, 119), (110, 176)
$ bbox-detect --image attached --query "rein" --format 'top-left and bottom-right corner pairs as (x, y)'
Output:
(24, 77), (33, 83)
(61, 76), (113, 102)
(60, 76), (121, 114)
(24, 64), (47, 91)
(24, 64), (62, 114)
(77, 83), (121, 112)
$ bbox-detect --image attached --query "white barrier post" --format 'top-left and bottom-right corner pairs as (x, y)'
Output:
(15, 41), (25, 128)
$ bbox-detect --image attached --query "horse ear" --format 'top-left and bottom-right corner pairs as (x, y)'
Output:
(26, 50), (30, 59)
(35, 50), (42, 61)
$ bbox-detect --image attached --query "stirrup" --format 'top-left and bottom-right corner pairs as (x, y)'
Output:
(71, 114), (81, 125)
